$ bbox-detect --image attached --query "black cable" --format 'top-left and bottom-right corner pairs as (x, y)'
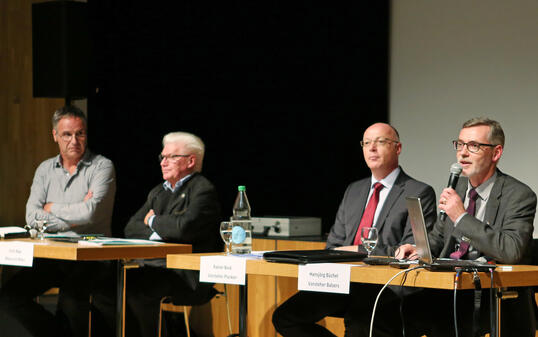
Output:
(471, 269), (482, 337)
(398, 266), (412, 337)
(489, 268), (495, 337)
(399, 295), (406, 337)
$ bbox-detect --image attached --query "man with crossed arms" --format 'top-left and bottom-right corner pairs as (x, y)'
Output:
(123, 131), (221, 337)
(0, 106), (116, 337)
(396, 117), (537, 337)
(272, 122), (436, 337)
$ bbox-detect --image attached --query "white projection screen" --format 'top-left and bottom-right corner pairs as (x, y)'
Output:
(389, 0), (538, 236)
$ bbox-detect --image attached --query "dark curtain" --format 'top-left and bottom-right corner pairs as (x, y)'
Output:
(86, 1), (389, 236)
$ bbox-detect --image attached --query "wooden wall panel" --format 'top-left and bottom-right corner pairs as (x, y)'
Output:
(0, 0), (64, 228)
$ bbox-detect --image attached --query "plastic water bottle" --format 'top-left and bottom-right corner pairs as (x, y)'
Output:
(231, 185), (252, 254)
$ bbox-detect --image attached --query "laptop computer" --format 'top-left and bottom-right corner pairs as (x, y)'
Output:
(362, 256), (402, 265)
(405, 197), (495, 272)
(263, 249), (367, 265)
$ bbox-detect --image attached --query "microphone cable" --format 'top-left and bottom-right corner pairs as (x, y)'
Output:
(488, 268), (496, 337)
(453, 268), (490, 337)
(368, 265), (426, 337)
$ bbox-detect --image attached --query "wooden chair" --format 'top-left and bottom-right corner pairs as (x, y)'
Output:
(157, 285), (233, 337)
(158, 296), (192, 337)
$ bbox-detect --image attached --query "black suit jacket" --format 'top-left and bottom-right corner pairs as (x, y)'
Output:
(124, 172), (222, 292)
(326, 168), (437, 256)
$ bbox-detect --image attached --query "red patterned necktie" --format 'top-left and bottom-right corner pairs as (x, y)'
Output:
(449, 188), (479, 259)
(353, 182), (384, 245)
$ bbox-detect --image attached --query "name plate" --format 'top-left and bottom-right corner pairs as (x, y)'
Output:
(0, 242), (34, 267)
(200, 256), (246, 285)
(298, 263), (350, 294)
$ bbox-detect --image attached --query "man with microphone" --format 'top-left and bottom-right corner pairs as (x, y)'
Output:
(396, 117), (537, 337)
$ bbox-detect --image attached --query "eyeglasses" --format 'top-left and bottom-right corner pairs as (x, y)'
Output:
(59, 131), (86, 142)
(158, 154), (190, 162)
(360, 138), (399, 148)
(452, 140), (495, 153)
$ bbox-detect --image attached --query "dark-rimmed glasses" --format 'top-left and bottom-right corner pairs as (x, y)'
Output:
(158, 154), (190, 162)
(452, 140), (495, 153)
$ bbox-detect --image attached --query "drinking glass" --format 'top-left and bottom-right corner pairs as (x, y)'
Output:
(361, 227), (378, 256)
(35, 218), (48, 240)
(220, 221), (233, 255)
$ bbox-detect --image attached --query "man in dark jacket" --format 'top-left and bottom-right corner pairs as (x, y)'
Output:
(124, 131), (221, 337)
(272, 123), (437, 337)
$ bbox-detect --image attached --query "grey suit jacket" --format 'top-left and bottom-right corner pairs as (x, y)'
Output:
(426, 169), (537, 335)
(429, 169), (536, 264)
(326, 168), (437, 256)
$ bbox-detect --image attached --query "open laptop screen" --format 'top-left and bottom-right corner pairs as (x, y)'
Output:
(405, 196), (496, 272)
(406, 196), (434, 265)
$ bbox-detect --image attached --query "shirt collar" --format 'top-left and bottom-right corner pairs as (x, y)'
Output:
(163, 173), (193, 192)
(467, 171), (497, 202)
(53, 150), (92, 169)
(370, 166), (400, 190)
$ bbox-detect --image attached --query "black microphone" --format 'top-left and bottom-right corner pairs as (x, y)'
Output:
(439, 162), (463, 221)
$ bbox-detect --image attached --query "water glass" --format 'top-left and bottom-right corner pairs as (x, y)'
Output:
(220, 221), (233, 254)
(35, 219), (48, 240)
(361, 227), (378, 256)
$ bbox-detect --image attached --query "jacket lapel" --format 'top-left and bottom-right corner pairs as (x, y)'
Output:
(168, 190), (188, 214)
(441, 171), (504, 255)
(166, 174), (197, 213)
(483, 170), (504, 227)
(346, 181), (371, 245)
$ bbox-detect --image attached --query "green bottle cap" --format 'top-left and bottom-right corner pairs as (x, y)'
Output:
(238, 185), (246, 191)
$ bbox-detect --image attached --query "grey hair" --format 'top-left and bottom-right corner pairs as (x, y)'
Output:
(52, 106), (87, 130)
(462, 117), (505, 147)
(162, 132), (205, 172)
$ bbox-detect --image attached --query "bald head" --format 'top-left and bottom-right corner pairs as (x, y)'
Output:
(361, 123), (402, 180)
(364, 123), (400, 141)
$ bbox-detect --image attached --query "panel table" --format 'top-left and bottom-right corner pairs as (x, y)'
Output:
(1, 238), (191, 337)
(167, 252), (538, 337)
